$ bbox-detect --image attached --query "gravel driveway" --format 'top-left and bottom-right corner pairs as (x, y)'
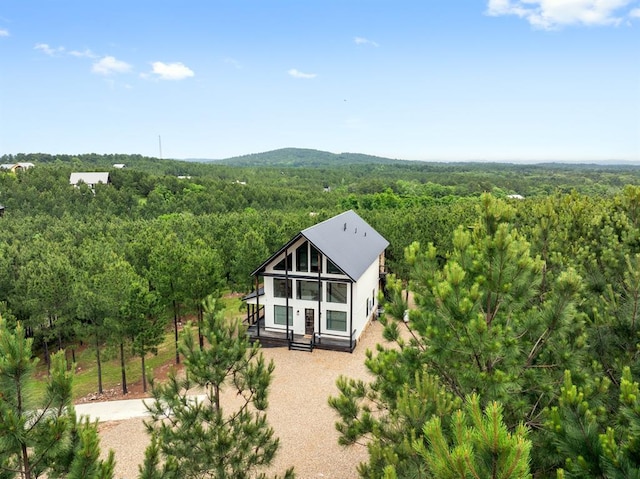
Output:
(97, 320), (386, 479)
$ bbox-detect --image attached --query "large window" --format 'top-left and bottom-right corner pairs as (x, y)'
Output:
(327, 282), (347, 303)
(310, 244), (321, 273)
(326, 310), (347, 332)
(273, 279), (292, 298)
(296, 280), (321, 301)
(296, 242), (322, 272)
(274, 305), (293, 326)
(296, 243), (308, 272)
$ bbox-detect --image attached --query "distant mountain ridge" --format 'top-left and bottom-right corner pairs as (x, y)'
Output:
(187, 148), (638, 167)
(208, 148), (405, 167)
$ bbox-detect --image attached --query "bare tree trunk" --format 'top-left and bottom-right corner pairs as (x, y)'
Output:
(141, 353), (147, 393)
(21, 443), (31, 479)
(198, 303), (204, 350)
(173, 298), (180, 364)
(44, 340), (50, 373)
(120, 342), (128, 395)
(96, 334), (103, 395)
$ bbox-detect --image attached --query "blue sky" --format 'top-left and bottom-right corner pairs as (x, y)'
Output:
(1, 1), (639, 162)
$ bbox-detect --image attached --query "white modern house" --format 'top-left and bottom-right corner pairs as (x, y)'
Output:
(244, 210), (389, 352)
(69, 172), (110, 192)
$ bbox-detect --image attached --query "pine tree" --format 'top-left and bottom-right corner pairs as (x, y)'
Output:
(141, 296), (294, 479)
(0, 315), (115, 479)
(416, 395), (532, 479)
(330, 194), (586, 477)
(330, 369), (461, 478)
(547, 367), (640, 479)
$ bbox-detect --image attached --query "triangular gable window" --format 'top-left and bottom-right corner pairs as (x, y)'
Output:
(327, 259), (342, 274)
(274, 253), (292, 271)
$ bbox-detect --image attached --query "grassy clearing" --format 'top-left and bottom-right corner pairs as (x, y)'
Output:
(34, 295), (246, 401)
(70, 328), (179, 400)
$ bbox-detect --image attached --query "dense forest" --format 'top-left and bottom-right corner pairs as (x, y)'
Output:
(3, 150), (640, 478)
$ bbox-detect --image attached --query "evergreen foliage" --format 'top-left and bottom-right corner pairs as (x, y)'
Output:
(4, 152), (640, 477)
(0, 316), (115, 479)
(330, 194), (586, 477)
(546, 367), (640, 478)
(141, 296), (294, 479)
(416, 394), (532, 479)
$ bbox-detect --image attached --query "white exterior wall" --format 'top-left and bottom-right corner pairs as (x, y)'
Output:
(261, 246), (380, 341)
(348, 259), (380, 339)
(262, 237), (367, 337)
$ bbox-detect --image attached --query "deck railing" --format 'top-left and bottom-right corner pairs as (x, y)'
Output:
(245, 305), (264, 327)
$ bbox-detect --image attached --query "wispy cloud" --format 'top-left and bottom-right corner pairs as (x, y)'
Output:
(35, 43), (65, 56)
(288, 68), (317, 79)
(69, 48), (97, 59)
(35, 42), (99, 60)
(150, 61), (194, 80)
(631, 7), (640, 17)
(0, 29), (9, 37)
(92, 56), (132, 75)
(486, 0), (640, 29)
(354, 36), (379, 47)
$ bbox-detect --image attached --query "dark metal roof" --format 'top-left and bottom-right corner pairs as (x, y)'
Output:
(252, 210), (389, 281)
(242, 287), (265, 301)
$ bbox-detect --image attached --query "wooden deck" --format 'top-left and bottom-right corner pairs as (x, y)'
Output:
(245, 318), (356, 353)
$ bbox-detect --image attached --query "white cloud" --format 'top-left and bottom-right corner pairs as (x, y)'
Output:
(486, 0), (640, 28)
(631, 7), (640, 16)
(288, 68), (317, 79)
(0, 29), (9, 37)
(354, 36), (379, 47)
(92, 56), (132, 75)
(69, 48), (97, 59)
(150, 61), (194, 80)
(35, 43), (65, 56)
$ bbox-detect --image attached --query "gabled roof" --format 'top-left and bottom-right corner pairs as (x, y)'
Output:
(253, 210), (389, 281)
(69, 172), (110, 186)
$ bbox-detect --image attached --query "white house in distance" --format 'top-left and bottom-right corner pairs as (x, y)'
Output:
(244, 210), (389, 352)
(0, 162), (35, 173)
(69, 172), (110, 191)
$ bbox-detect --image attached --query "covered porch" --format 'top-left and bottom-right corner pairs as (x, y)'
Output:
(242, 300), (356, 353)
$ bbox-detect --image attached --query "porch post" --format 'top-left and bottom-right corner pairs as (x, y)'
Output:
(316, 248), (321, 345)
(255, 275), (260, 338)
(285, 248), (290, 341)
(349, 282), (354, 351)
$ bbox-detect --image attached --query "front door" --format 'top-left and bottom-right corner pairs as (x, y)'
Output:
(305, 309), (314, 336)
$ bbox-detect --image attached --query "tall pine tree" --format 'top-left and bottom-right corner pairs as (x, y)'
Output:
(0, 316), (115, 479)
(140, 296), (294, 479)
(330, 194), (586, 477)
